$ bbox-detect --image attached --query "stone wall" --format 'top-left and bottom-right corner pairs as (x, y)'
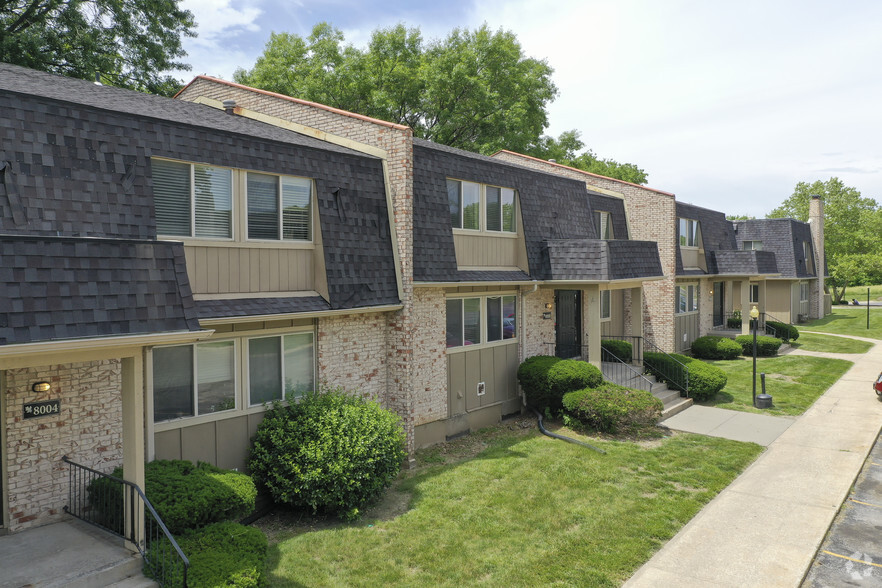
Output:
(3, 360), (122, 531)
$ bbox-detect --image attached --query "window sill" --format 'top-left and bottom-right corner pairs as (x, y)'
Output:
(153, 402), (281, 431)
(446, 338), (518, 354)
(453, 229), (518, 238)
(162, 237), (315, 249)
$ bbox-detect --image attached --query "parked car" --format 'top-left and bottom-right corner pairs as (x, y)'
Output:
(875, 372), (882, 396)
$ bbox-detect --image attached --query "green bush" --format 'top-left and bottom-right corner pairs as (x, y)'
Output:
(734, 334), (782, 357)
(562, 384), (663, 433)
(88, 460), (256, 535)
(601, 339), (633, 363)
(517, 355), (562, 410)
(643, 352), (727, 401)
(766, 321), (799, 341)
(547, 359), (603, 400)
(727, 317), (742, 329)
(249, 387), (405, 521)
(691, 336), (741, 360)
(146, 521), (267, 588)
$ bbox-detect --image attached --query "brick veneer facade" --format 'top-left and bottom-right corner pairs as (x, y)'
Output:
(3, 361), (122, 532)
(317, 313), (389, 401)
(491, 152), (678, 352)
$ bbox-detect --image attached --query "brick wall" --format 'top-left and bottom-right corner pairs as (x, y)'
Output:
(522, 288), (555, 359)
(3, 361), (122, 532)
(317, 313), (388, 401)
(412, 288), (447, 425)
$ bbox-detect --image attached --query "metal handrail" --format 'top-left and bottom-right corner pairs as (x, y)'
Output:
(62, 456), (189, 587)
(600, 347), (654, 393)
(600, 334), (643, 363)
(643, 338), (690, 397)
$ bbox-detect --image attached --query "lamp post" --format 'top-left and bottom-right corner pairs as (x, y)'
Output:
(750, 305), (759, 407)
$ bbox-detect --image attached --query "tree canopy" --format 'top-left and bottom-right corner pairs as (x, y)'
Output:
(236, 22), (647, 183)
(768, 177), (882, 301)
(0, 0), (195, 95)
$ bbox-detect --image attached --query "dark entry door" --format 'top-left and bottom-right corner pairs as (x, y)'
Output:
(713, 282), (725, 326)
(555, 290), (582, 358)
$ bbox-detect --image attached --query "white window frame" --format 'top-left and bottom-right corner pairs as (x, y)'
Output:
(448, 179), (517, 235)
(446, 293), (518, 351)
(679, 218), (700, 248)
(246, 172), (313, 243)
(749, 283), (760, 304)
(799, 281), (810, 303)
(600, 290), (611, 320)
(246, 331), (317, 406)
(152, 158), (234, 239)
(742, 240), (763, 251)
(675, 283), (699, 314)
(595, 211), (613, 240)
(803, 242), (815, 274)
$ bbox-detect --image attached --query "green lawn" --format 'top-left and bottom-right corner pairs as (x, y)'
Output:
(801, 308), (882, 339)
(703, 355), (852, 415)
(790, 331), (874, 354)
(842, 284), (882, 301)
(261, 427), (761, 587)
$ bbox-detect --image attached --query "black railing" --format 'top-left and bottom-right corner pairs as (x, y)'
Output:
(763, 312), (793, 342)
(62, 456), (189, 587)
(601, 335), (643, 363)
(600, 347), (654, 393)
(643, 338), (690, 397)
(714, 311), (743, 330)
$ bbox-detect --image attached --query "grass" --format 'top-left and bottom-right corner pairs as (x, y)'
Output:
(801, 308), (882, 339)
(841, 284), (882, 301)
(790, 331), (873, 354)
(702, 355), (852, 415)
(259, 425), (762, 587)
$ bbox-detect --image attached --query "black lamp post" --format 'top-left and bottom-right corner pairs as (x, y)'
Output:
(750, 305), (759, 408)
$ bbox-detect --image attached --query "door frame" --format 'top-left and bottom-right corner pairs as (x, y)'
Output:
(554, 290), (582, 358)
(713, 281), (725, 327)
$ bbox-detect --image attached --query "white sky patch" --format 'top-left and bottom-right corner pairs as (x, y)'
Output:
(174, 0), (264, 78)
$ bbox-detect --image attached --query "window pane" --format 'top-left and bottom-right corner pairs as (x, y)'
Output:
(249, 336), (282, 405)
(487, 296), (502, 342)
(153, 345), (193, 422)
(677, 286), (686, 313)
(463, 298), (481, 345)
(486, 186), (501, 232)
(152, 159), (191, 236)
(284, 333), (314, 398)
(605, 213), (614, 239)
(446, 299), (463, 348)
(462, 182), (480, 230)
(197, 341), (235, 415)
(248, 173), (279, 239)
(447, 180), (461, 229)
(692, 221), (701, 248)
(282, 177), (311, 241)
(503, 295), (517, 339)
(194, 165), (232, 238)
(502, 189), (516, 232)
(601, 291), (611, 319)
(679, 219), (687, 246)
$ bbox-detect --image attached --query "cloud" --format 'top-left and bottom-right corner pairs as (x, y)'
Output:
(183, 0), (262, 42)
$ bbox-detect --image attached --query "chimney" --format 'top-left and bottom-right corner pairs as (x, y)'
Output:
(809, 194), (825, 318)
(223, 99), (237, 115)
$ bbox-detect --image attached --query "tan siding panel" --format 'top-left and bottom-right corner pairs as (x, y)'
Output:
(180, 422), (217, 465)
(154, 429), (182, 461)
(453, 234), (517, 267)
(674, 314), (700, 352)
(448, 353), (466, 417)
(464, 351), (481, 412)
(215, 416), (251, 471)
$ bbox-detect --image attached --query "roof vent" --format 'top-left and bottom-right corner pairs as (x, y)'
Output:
(549, 159), (557, 163)
(223, 99), (236, 115)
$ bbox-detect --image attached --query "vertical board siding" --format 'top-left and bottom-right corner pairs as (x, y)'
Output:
(675, 313), (699, 352)
(447, 342), (519, 417)
(184, 245), (314, 294)
(453, 234), (518, 267)
(155, 414), (258, 471)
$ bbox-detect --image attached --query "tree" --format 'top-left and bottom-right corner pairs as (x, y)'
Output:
(768, 177), (882, 302)
(524, 129), (648, 184)
(0, 0), (196, 95)
(235, 22), (643, 173)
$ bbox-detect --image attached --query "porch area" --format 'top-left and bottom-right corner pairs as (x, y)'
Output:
(0, 518), (155, 588)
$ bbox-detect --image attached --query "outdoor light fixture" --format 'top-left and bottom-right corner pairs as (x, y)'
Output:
(32, 381), (51, 393)
(545, 303), (553, 310)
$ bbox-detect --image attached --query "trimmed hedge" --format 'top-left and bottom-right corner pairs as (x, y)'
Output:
(517, 356), (602, 412)
(516, 355), (562, 410)
(249, 387), (405, 521)
(643, 351), (727, 401)
(146, 521), (267, 588)
(88, 460), (256, 536)
(766, 321), (799, 341)
(601, 339), (633, 363)
(727, 317), (742, 329)
(562, 384), (663, 433)
(734, 334), (782, 357)
(691, 336), (742, 360)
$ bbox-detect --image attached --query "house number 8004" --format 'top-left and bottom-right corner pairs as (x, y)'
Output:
(23, 400), (61, 419)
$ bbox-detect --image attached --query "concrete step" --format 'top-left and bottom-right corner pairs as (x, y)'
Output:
(108, 573), (159, 588)
(62, 553), (146, 588)
(660, 397), (693, 420)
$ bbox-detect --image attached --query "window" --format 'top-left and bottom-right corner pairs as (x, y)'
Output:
(447, 295), (517, 348)
(153, 341), (236, 422)
(247, 173), (312, 241)
(749, 284), (760, 304)
(152, 159), (233, 238)
(595, 211), (613, 240)
(800, 281), (810, 302)
(675, 284), (698, 314)
(742, 241), (763, 251)
(248, 333), (315, 405)
(803, 242), (815, 274)
(679, 218), (700, 247)
(448, 179), (516, 233)
(600, 290), (611, 320)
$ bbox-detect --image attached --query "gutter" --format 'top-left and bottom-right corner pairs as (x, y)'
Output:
(197, 303), (404, 326)
(0, 330), (214, 360)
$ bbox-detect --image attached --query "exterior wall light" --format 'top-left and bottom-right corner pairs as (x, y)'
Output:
(32, 381), (51, 393)
(545, 303), (553, 310)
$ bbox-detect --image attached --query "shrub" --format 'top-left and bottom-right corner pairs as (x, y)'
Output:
(249, 387), (405, 521)
(734, 334), (782, 357)
(691, 336), (741, 360)
(547, 359), (603, 399)
(643, 351), (691, 393)
(146, 521), (267, 588)
(601, 339), (633, 363)
(517, 355), (562, 410)
(643, 352), (727, 401)
(562, 384), (663, 433)
(727, 317), (742, 329)
(766, 321), (799, 341)
(88, 460), (256, 535)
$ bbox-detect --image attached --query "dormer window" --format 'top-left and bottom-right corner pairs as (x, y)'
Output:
(803, 242), (815, 274)
(448, 179), (517, 233)
(594, 211), (613, 240)
(679, 218), (700, 247)
(742, 241), (763, 251)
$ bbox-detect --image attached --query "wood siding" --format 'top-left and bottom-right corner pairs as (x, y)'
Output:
(447, 342), (519, 417)
(453, 233), (529, 271)
(154, 412), (268, 471)
(184, 245), (314, 294)
(675, 313), (700, 352)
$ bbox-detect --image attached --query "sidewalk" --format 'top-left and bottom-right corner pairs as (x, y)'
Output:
(626, 337), (882, 587)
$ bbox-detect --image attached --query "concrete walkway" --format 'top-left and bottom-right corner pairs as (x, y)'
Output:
(627, 335), (882, 587)
(662, 405), (795, 446)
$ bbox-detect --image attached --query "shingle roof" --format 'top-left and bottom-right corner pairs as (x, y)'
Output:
(196, 296), (332, 320)
(675, 202), (738, 275)
(545, 239), (663, 281)
(588, 193), (629, 239)
(712, 250), (779, 275)
(0, 236), (200, 345)
(733, 218), (819, 278)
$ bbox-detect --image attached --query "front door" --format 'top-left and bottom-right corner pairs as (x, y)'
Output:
(555, 290), (582, 358)
(713, 282), (725, 326)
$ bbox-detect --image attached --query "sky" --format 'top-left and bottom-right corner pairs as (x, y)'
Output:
(173, 0), (882, 217)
